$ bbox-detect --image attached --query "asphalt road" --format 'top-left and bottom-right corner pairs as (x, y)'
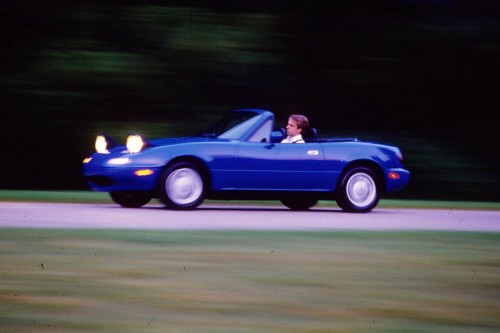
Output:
(1, 202), (499, 232)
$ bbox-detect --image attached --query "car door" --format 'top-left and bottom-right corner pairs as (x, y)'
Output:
(234, 142), (325, 190)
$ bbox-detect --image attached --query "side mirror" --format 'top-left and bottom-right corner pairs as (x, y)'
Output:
(270, 129), (285, 143)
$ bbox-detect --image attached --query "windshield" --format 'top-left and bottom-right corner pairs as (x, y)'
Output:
(197, 111), (262, 139)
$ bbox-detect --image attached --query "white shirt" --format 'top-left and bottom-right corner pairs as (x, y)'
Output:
(281, 135), (305, 144)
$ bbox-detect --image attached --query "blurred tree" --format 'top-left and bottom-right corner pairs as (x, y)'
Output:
(1, 1), (499, 199)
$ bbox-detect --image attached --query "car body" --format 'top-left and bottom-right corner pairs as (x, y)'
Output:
(83, 108), (410, 212)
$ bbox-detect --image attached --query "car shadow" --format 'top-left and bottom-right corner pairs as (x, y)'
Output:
(136, 204), (343, 213)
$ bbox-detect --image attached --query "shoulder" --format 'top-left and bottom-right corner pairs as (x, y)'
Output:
(292, 135), (305, 143)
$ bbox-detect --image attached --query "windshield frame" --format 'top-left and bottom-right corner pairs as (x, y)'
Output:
(197, 110), (266, 140)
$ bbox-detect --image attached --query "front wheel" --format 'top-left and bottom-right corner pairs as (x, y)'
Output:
(159, 162), (205, 210)
(336, 167), (380, 213)
(110, 191), (152, 208)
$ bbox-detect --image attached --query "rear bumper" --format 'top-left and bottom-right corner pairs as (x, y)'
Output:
(385, 168), (410, 192)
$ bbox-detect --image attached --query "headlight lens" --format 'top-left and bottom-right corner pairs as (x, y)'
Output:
(127, 135), (144, 153)
(95, 135), (109, 153)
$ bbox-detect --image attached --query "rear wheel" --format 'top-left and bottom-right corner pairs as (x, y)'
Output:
(281, 197), (318, 211)
(110, 191), (152, 208)
(159, 162), (205, 210)
(336, 167), (380, 213)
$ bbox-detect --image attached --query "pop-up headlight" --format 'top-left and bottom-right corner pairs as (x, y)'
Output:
(127, 135), (145, 153)
(95, 135), (115, 154)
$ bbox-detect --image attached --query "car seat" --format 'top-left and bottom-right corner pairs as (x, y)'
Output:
(302, 128), (317, 142)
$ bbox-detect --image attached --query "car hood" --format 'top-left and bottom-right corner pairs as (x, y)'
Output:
(101, 136), (226, 155)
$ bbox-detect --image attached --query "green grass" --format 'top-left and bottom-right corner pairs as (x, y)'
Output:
(1, 191), (498, 331)
(0, 190), (113, 204)
(0, 190), (499, 210)
(1, 229), (499, 332)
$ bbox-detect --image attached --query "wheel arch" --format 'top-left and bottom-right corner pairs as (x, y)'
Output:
(157, 156), (212, 194)
(336, 160), (385, 192)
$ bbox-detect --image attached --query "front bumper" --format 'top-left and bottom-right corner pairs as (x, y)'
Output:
(84, 167), (161, 192)
(83, 154), (162, 192)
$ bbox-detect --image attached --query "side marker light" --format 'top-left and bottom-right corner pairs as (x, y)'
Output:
(135, 169), (154, 176)
(388, 172), (400, 180)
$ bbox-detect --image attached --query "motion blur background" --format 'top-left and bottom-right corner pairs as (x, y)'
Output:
(2, 0), (499, 201)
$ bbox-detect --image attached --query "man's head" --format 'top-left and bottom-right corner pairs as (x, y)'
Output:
(286, 114), (309, 136)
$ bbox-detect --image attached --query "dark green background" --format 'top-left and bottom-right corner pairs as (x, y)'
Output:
(2, 1), (499, 201)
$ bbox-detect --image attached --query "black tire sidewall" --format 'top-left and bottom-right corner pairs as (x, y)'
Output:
(336, 167), (380, 213)
(280, 197), (318, 211)
(110, 191), (152, 208)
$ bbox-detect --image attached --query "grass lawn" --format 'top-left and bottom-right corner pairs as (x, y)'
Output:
(1, 229), (499, 332)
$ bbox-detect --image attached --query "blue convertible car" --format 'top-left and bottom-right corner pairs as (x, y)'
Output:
(83, 109), (409, 212)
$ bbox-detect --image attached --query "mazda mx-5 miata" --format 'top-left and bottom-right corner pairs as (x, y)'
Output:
(83, 109), (409, 213)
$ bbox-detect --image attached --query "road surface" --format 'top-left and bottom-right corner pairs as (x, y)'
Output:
(0, 202), (499, 231)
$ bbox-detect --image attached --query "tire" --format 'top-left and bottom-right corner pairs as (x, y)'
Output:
(110, 191), (152, 208)
(159, 162), (205, 210)
(336, 167), (380, 213)
(281, 197), (318, 211)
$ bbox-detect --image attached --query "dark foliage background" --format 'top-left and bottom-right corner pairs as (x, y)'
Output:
(2, 1), (499, 201)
